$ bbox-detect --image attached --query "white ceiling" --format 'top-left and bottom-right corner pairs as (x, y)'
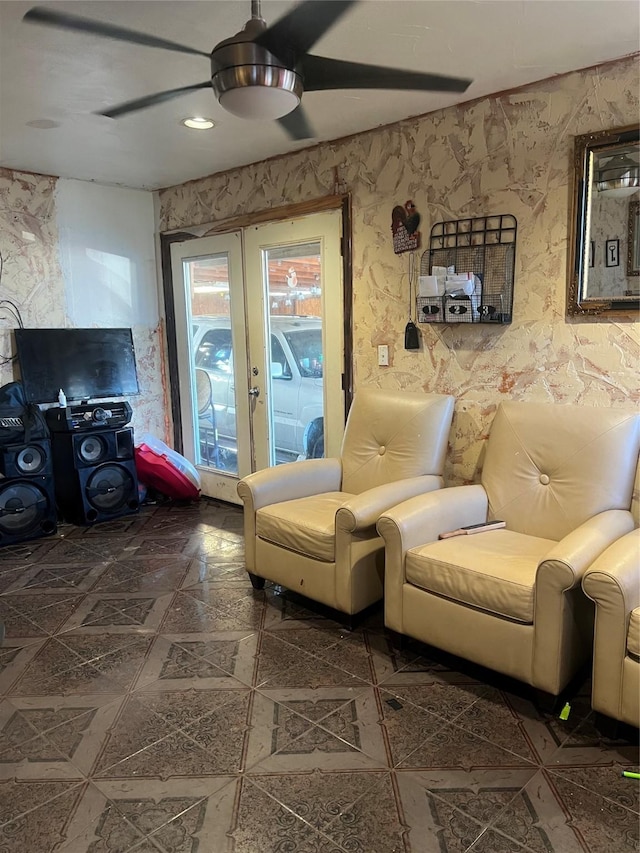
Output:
(0, 1), (638, 191)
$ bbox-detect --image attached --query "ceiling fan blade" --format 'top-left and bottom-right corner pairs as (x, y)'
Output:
(23, 6), (210, 57)
(301, 55), (472, 94)
(254, 0), (355, 64)
(277, 106), (315, 141)
(98, 82), (213, 118)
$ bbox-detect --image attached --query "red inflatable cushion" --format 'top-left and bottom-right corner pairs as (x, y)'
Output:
(135, 443), (200, 501)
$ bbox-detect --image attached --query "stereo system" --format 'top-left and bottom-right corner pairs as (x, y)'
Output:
(0, 400), (139, 547)
(0, 439), (58, 547)
(50, 425), (139, 526)
(46, 400), (133, 433)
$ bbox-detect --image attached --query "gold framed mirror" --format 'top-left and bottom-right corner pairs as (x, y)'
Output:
(628, 199), (640, 277)
(567, 124), (640, 316)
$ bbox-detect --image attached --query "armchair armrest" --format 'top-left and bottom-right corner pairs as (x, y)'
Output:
(582, 528), (640, 615)
(376, 484), (489, 554)
(336, 475), (444, 533)
(536, 509), (636, 593)
(581, 529), (640, 721)
(376, 484), (488, 632)
(533, 509), (635, 695)
(237, 458), (342, 511)
(237, 458), (342, 574)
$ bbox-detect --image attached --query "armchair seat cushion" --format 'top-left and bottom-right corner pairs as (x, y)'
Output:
(405, 529), (556, 623)
(256, 492), (355, 561)
(628, 608), (640, 659)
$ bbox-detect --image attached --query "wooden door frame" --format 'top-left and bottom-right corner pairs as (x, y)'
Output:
(159, 194), (353, 455)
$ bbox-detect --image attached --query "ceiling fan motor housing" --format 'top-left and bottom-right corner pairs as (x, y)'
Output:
(211, 20), (303, 120)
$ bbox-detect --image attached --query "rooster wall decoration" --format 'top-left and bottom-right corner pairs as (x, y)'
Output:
(391, 200), (421, 254)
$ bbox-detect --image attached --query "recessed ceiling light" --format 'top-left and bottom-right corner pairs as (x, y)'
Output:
(181, 117), (215, 130)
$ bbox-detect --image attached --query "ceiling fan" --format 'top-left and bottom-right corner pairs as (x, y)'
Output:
(23, 0), (472, 141)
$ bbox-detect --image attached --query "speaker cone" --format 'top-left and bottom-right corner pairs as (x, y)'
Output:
(16, 445), (46, 474)
(0, 482), (49, 534)
(85, 464), (135, 512)
(78, 435), (107, 464)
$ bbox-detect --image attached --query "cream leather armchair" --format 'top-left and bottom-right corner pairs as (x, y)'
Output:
(582, 529), (640, 729)
(237, 389), (454, 617)
(377, 401), (640, 699)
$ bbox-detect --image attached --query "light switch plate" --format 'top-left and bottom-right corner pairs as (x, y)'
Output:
(378, 345), (389, 366)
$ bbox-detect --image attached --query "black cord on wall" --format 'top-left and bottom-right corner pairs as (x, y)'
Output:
(0, 250), (25, 366)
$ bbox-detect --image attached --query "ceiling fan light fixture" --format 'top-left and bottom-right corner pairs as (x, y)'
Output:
(595, 152), (640, 197)
(214, 66), (302, 120)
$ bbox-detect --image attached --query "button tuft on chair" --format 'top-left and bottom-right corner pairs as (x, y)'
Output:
(539, 473), (550, 485)
(379, 446), (386, 455)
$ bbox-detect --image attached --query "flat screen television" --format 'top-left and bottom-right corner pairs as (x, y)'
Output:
(15, 327), (140, 404)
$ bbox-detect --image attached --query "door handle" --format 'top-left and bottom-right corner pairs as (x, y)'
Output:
(248, 387), (260, 398)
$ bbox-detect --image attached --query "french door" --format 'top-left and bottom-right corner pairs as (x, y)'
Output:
(170, 210), (344, 504)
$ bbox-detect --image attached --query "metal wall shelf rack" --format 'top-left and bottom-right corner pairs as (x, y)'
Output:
(418, 214), (517, 324)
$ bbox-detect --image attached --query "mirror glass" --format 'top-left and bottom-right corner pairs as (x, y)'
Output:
(568, 124), (640, 316)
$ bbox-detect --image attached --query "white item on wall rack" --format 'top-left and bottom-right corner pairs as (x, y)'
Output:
(418, 275), (443, 297)
(445, 273), (477, 295)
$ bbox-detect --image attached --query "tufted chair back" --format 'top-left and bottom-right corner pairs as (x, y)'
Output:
(340, 389), (454, 495)
(482, 401), (640, 542)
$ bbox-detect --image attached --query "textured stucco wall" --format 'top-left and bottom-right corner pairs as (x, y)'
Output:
(0, 170), (167, 440)
(159, 56), (640, 487)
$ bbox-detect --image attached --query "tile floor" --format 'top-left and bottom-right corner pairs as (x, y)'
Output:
(0, 499), (637, 853)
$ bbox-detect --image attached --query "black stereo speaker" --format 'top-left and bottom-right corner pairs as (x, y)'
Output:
(51, 427), (139, 525)
(0, 440), (58, 546)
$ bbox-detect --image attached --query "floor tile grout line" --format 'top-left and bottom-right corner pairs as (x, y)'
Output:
(231, 775), (311, 845)
(376, 685), (479, 763)
(0, 700), (68, 757)
(246, 698), (383, 775)
(462, 825), (537, 853)
(545, 762), (640, 817)
(481, 766), (575, 853)
(2, 634), (101, 693)
(253, 630), (372, 692)
(387, 769), (413, 853)
(372, 680), (403, 768)
(420, 765), (540, 850)
(308, 769), (406, 851)
(179, 584), (267, 617)
(396, 713), (541, 773)
(53, 631), (152, 668)
(3, 693), (126, 748)
(0, 590), (87, 621)
(59, 779), (165, 853)
(130, 684), (252, 734)
(425, 686), (546, 762)
(237, 773), (382, 853)
(86, 722), (185, 780)
(0, 718), (94, 772)
(94, 782), (215, 850)
(6, 658), (125, 700)
(147, 639), (256, 689)
(376, 681), (487, 728)
(0, 777), (89, 831)
(11, 629), (153, 686)
(259, 624), (350, 658)
(251, 680), (370, 732)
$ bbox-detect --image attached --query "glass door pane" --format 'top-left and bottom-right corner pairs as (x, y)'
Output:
(264, 241), (324, 465)
(244, 211), (344, 472)
(188, 255), (238, 475)
(170, 232), (250, 504)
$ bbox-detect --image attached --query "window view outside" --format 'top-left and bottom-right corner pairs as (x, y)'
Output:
(187, 241), (324, 473)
